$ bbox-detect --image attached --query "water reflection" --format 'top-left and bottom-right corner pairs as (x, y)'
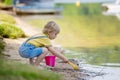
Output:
(65, 46), (120, 67)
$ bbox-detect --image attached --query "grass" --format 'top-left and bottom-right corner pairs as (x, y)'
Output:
(0, 60), (62, 80)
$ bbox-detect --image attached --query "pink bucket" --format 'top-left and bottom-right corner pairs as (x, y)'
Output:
(45, 55), (56, 67)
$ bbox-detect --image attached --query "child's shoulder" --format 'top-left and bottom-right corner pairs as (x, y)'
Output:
(33, 33), (47, 37)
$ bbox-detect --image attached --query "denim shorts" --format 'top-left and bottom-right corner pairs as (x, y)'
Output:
(18, 43), (43, 58)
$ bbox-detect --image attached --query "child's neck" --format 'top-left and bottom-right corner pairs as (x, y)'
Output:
(44, 33), (49, 38)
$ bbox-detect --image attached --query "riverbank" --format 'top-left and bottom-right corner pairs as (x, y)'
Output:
(2, 5), (120, 79)
(3, 15), (86, 80)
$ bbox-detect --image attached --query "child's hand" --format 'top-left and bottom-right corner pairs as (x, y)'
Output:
(68, 61), (79, 70)
(58, 60), (69, 63)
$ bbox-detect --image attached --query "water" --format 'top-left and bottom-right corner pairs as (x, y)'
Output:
(64, 48), (120, 80)
(80, 64), (120, 80)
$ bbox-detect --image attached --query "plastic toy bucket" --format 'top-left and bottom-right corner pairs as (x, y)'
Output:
(45, 55), (56, 67)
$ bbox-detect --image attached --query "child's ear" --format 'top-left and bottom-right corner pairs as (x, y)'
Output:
(48, 30), (53, 34)
(47, 30), (51, 35)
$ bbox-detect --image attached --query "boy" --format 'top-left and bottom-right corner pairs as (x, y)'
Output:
(19, 21), (79, 70)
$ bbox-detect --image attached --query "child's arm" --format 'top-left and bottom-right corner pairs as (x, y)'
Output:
(47, 46), (79, 70)
(47, 46), (68, 62)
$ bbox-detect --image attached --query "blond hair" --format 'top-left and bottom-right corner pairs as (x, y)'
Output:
(42, 21), (60, 34)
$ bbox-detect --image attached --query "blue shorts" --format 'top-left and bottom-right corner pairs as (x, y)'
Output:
(18, 43), (43, 58)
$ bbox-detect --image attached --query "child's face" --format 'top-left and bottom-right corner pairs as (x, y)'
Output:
(48, 31), (58, 40)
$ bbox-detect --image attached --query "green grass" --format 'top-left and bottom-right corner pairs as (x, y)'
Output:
(0, 60), (62, 80)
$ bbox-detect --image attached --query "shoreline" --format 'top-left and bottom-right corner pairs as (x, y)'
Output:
(3, 15), (85, 80)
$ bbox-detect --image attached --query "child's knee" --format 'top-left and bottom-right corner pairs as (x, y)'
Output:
(42, 47), (48, 54)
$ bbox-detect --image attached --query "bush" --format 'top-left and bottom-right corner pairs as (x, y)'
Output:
(0, 13), (16, 24)
(3, 0), (12, 5)
(0, 22), (26, 39)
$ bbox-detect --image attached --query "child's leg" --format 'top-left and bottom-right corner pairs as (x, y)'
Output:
(29, 58), (34, 65)
(34, 47), (48, 66)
